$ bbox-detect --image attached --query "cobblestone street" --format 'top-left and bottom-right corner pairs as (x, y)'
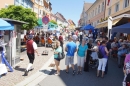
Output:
(0, 47), (53, 86)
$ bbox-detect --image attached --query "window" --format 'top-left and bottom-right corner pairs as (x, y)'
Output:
(124, 0), (129, 8)
(95, 8), (97, 15)
(35, 0), (39, 4)
(34, 7), (38, 13)
(5, 4), (8, 8)
(93, 10), (94, 16)
(108, 8), (111, 15)
(102, 2), (104, 11)
(98, 5), (100, 13)
(22, 0), (24, 3)
(97, 20), (99, 24)
(15, 0), (19, 2)
(115, 2), (119, 12)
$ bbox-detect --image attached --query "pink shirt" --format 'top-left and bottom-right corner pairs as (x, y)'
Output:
(125, 54), (130, 63)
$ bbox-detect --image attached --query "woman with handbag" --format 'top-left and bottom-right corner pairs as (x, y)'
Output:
(77, 39), (88, 74)
(54, 41), (62, 75)
(97, 41), (109, 78)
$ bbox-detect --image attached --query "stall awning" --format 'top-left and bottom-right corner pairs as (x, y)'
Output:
(96, 18), (122, 28)
(96, 14), (130, 29)
(112, 23), (130, 34)
(37, 18), (43, 26)
(0, 19), (14, 30)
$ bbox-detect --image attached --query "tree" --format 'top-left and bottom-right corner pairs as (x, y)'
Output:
(0, 5), (38, 30)
(50, 20), (57, 25)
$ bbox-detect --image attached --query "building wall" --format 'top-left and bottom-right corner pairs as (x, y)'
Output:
(105, 0), (130, 18)
(15, 0), (33, 10)
(0, 0), (14, 9)
(31, 0), (51, 18)
(87, 0), (106, 27)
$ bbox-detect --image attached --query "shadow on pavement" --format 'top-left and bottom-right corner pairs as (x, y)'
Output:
(14, 66), (26, 72)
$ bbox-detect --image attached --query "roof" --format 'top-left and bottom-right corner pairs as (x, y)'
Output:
(68, 19), (76, 25)
(1, 18), (28, 25)
(55, 12), (66, 21)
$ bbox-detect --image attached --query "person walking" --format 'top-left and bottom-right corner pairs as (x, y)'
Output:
(59, 33), (64, 51)
(84, 39), (93, 72)
(65, 36), (77, 75)
(54, 41), (62, 75)
(97, 41), (109, 78)
(77, 39), (88, 74)
(72, 33), (78, 43)
(79, 31), (83, 44)
(23, 34), (39, 76)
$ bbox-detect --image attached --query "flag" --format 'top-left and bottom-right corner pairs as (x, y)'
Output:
(107, 0), (110, 6)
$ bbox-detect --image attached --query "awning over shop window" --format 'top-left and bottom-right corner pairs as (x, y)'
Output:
(0, 19), (14, 30)
(96, 14), (130, 29)
(96, 18), (122, 28)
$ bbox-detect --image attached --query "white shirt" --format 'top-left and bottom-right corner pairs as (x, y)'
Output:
(72, 35), (77, 40)
(88, 33), (93, 38)
(33, 42), (37, 50)
(79, 32), (83, 35)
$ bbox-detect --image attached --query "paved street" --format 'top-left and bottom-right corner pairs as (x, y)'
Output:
(0, 47), (53, 86)
(37, 43), (124, 86)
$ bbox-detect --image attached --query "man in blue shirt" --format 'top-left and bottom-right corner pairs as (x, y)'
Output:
(65, 36), (77, 75)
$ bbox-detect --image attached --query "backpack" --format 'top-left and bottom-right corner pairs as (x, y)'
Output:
(98, 46), (103, 59)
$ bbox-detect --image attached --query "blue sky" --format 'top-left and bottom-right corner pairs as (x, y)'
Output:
(50, 0), (96, 26)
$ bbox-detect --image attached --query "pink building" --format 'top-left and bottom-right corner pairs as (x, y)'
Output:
(0, 0), (14, 9)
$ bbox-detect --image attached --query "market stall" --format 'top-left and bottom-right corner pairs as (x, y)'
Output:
(0, 19), (14, 76)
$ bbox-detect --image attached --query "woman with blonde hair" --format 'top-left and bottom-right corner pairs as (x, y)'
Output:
(54, 41), (62, 75)
(77, 39), (88, 74)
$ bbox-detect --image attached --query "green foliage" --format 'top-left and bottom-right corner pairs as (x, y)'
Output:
(0, 5), (38, 30)
(50, 20), (57, 25)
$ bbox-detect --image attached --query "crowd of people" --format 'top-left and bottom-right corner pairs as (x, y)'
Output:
(53, 30), (130, 86)
(22, 30), (130, 86)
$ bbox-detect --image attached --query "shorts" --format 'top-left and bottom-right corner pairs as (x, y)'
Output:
(65, 56), (74, 65)
(54, 58), (60, 61)
(77, 55), (85, 67)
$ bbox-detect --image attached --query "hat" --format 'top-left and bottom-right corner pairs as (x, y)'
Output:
(28, 35), (33, 39)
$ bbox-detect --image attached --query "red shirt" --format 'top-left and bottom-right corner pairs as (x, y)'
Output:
(26, 40), (34, 53)
(59, 35), (63, 41)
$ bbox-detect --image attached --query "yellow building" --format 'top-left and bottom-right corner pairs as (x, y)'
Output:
(105, 0), (130, 18)
(31, 0), (52, 18)
(31, 0), (52, 27)
(96, 0), (130, 28)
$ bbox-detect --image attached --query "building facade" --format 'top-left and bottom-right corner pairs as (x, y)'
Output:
(87, 0), (106, 27)
(105, 0), (130, 18)
(0, 0), (14, 9)
(68, 19), (76, 30)
(96, 0), (130, 29)
(55, 12), (68, 28)
(79, 2), (92, 26)
(14, 0), (33, 10)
